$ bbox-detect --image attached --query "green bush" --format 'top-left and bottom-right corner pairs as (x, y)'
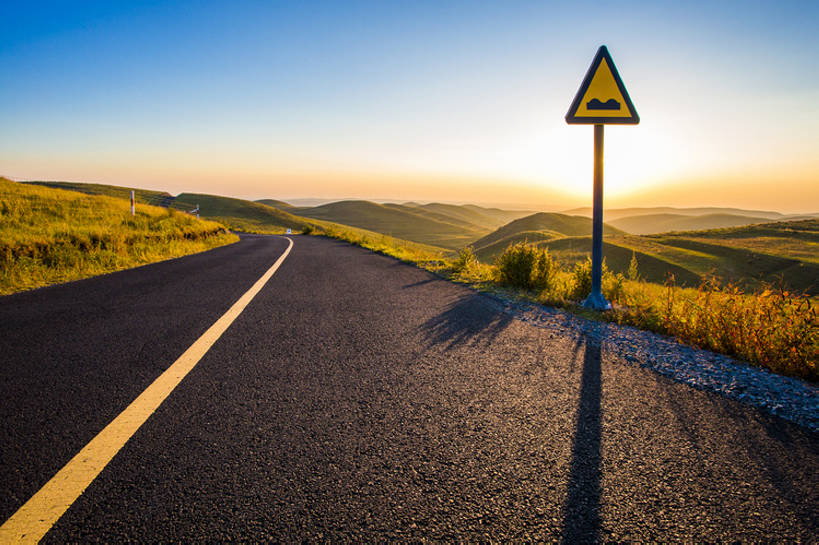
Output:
(453, 246), (478, 273)
(603, 268), (626, 303)
(532, 247), (557, 291)
(495, 242), (556, 291)
(569, 258), (593, 300)
(627, 251), (640, 281)
(301, 224), (314, 235)
(568, 257), (624, 302)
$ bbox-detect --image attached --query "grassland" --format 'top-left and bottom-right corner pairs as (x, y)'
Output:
(471, 212), (623, 251)
(561, 205), (789, 221)
(175, 193), (311, 234)
(0, 178), (238, 295)
(607, 212), (774, 235)
(256, 198), (295, 210)
(304, 222), (448, 265)
(290, 200), (491, 249)
(23, 180), (174, 206)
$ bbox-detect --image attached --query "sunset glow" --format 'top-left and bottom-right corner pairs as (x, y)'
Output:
(1, 1), (817, 212)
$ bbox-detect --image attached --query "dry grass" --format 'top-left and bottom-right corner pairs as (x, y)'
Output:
(607, 278), (817, 381)
(1, 178), (238, 295)
(306, 223), (448, 267)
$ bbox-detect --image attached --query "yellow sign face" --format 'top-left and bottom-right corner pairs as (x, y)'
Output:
(566, 46), (639, 124)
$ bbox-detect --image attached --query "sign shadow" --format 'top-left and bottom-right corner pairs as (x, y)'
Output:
(420, 295), (514, 350)
(561, 333), (602, 543)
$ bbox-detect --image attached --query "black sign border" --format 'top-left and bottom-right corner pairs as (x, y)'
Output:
(566, 45), (640, 125)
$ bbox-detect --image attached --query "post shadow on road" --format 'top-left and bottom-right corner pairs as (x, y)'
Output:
(421, 294), (514, 350)
(560, 331), (603, 544)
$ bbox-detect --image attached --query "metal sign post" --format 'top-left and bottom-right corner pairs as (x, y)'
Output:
(566, 45), (639, 310)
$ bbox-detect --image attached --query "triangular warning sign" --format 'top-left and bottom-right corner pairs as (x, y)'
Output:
(566, 46), (639, 124)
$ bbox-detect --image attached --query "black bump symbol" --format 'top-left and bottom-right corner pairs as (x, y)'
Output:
(587, 98), (620, 110)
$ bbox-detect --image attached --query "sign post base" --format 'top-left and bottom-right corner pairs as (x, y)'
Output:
(582, 291), (611, 311)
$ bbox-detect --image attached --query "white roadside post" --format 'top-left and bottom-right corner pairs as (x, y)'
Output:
(130, 190), (135, 216)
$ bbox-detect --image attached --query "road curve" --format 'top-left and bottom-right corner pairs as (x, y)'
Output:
(1, 234), (816, 541)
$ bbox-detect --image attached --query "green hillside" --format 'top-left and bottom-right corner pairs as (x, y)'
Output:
(22, 180), (173, 207)
(403, 202), (533, 229)
(473, 231), (563, 262)
(609, 213), (773, 235)
(256, 198), (295, 209)
(381, 203), (482, 232)
(471, 212), (623, 250)
(562, 206), (786, 221)
(176, 193), (310, 234)
(1, 178), (237, 295)
(290, 200), (487, 249)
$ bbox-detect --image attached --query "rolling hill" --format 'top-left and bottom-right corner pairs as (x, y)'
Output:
(256, 198), (295, 210)
(288, 200), (489, 249)
(471, 212), (624, 252)
(608, 213), (774, 235)
(562, 206), (786, 222)
(1, 178), (236, 295)
(402, 202), (534, 229)
(562, 206), (788, 221)
(22, 181), (174, 207)
(174, 193), (311, 233)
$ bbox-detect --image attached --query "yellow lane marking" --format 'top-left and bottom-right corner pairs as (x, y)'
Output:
(0, 237), (294, 544)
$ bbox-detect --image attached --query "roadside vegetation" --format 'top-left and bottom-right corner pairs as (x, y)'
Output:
(0, 178), (238, 295)
(310, 229), (817, 383)
(302, 223), (447, 265)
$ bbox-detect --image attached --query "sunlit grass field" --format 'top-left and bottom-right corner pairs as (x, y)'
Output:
(0, 178), (238, 295)
(303, 223), (448, 265)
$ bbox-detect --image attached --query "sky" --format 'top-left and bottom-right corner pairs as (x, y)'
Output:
(1, 1), (817, 212)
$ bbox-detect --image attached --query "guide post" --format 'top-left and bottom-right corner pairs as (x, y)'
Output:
(565, 45), (639, 310)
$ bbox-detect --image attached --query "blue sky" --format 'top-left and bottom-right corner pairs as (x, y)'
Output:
(2, 1), (817, 211)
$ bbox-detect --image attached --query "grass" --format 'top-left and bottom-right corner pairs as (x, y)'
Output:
(470, 211), (623, 250)
(23, 180), (173, 206)
(607, 212), (774, 235)
(605, 278), (817, 381)
(1, 178), (238, 295)
(304, 222), (448, 266)
(290, 200), (490, 249)
(309, 228), (817, 383)
(175, 193), (312, 234)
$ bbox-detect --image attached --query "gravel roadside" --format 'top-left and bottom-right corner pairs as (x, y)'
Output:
(479, 288), (818, 431)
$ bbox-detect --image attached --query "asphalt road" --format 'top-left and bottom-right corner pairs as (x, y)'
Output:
(1, 234), (816, 542)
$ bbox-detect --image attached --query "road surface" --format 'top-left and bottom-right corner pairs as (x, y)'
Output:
(1, 234), (816, 541)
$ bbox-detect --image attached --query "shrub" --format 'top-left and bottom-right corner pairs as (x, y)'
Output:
(496, 242), (536, 289)
(568, 257), (623, 302)
(569, 258), (593, 300)
(627, 251), (640, 281)
(603, 269), (626, 303)
(453, 246), (478, 274)
(494, 242), (558, 292)
(301, 224), (314, 235)
(532, 247), (557, 291)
